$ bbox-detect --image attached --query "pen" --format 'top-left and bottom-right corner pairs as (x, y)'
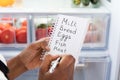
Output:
(49, 57), (61, 73)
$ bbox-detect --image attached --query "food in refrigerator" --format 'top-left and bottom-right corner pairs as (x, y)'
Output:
(48, 26), (53, 36)
(82, 0), (90, 6)
(73, 0), (81, 6)
(0, 27), (15, 44)
(83, 14), (109, 50)
(0, 14), (30, 49)
(72, 0), (100, 8)
(16, 26), (27, 43)
(90, 0), (99, 4)
(36, 24), (47, 40)
(0, 21), (15, 44)
(15, 18), (28, 43)
(33, 17), (55, 41)
(0, 0), (15, 7)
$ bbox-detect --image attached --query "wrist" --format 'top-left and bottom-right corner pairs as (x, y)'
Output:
(7, 55), (27, 80)
(17, 55), (28, 71)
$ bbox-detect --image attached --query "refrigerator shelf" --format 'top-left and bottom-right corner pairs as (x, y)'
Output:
(0, 0), (110, 14)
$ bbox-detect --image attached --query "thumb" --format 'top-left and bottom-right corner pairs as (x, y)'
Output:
(40, 54), (59, 73)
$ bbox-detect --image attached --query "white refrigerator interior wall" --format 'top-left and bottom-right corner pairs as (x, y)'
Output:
(109, 0), (120, 79)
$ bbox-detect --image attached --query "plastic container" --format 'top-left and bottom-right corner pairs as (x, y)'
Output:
(82, 14), (110, 50)
(15, 56), (111, 80)
(75, 56), (111, 80)
(31, 15), (55, 41)
(0, 14), (30, 50)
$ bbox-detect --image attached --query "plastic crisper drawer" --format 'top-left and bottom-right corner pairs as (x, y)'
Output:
(32, 14), (110, 50)
(31, 15), (55, 41)
(82, 14), (110, 50)
(75, 56), (111, 80)
(0, 14), (30, 50)
(14, 56), (111, 80)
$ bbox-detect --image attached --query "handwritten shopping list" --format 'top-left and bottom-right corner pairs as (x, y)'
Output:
(48, 14), (90, 64)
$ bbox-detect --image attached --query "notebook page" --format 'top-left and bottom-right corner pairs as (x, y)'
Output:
(48, 14), (90, 64)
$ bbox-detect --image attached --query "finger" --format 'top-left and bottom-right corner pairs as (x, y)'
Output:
(69, 62), (75, 80)
(57, 55), (75, 70)
(34, 37), (50, 49)
(40, 54), (59, 73)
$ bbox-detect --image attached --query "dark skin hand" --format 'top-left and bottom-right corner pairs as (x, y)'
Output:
(7, 37), (50, 80)
(18, 37), (50, 70)
(39, 54), (75, 80)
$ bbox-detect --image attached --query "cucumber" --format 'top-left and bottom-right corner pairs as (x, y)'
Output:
(82, 0), (90, 6)
(73, 0), (81, 5)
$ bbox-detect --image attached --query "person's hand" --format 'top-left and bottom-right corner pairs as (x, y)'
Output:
(38, 54), (75, 80)
(18, 37), (50, 70)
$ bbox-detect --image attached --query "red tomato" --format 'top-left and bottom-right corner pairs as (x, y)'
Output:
(48, 26), (53, 36)
(16, 30), (27, 43)
(0, 29), (15, 44)
(4, 23), (12, 28)
(0, 30), (2, 42)
(22, 20), (27, 26)
(16, 27), (27, 34)
(1, 17), (12, 21)
(36, 28), (47, 40)
(21, 26), (27, 28)
(0, 23), (5, 31)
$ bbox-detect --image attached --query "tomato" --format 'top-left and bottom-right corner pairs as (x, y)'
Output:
(1, 17), (12, 21)
(16, 26), (27, 43)
(48, 26), (53, 36)
(16, 27), (27, 34)
(21, 26), (27, 28)
(36, 28), (47, 40)
(0, 29), (15, 44)
(22, 20), (27, 26)
(4, 23), (12, 28)
(0, 30), (2, 42)
(16, 30), (27, 43)
(0, 23), (5, 31)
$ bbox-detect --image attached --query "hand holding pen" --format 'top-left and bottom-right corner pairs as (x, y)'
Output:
(39, 54), (75, 80)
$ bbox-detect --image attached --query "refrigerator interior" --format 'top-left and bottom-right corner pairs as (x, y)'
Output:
(0, 0), (114, 80)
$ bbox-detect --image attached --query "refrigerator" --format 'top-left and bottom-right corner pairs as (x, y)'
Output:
(0, 0), (120, 80)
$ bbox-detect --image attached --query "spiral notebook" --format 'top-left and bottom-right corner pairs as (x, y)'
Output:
(48, 14), (90, 64)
